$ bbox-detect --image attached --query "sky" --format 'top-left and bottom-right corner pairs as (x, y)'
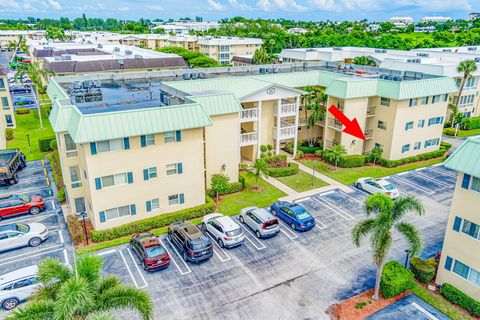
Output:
(0, 0), (478, 22)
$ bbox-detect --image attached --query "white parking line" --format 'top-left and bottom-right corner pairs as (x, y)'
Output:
(315, 219), (327, 230)
(16, 177), (47, 184)
(339, 191), (364, 205)
(119, 250), (139, 288)
(0, 186), (50, 197)
(0, 212), (56, 226)
(52, 200), (56, 210)
(294, 197), (311, 203)
(127, 249), (148, 289)
(204, 233), (231, 262)
(412, 171), (453, 188)
(59, 229), (64, 244)
(278, 222), (298, 240)
(235, 221), (266, 250)
(391, 175), (434, 194)
(97, 249), (117, 256)
(63, 248), (71, 268)
(314, 197), (354, 220)
(0, 244), (64, 266)
(162, 238), (192, 275)
(428, 166), (457, 178)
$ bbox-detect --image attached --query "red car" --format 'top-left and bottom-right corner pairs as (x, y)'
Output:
(0, 195), (46, 221)
(130, 233), (170, 271)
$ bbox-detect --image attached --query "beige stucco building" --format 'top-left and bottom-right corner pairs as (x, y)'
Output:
(437, 137), (480, 300)
(0, 67), (15, 148)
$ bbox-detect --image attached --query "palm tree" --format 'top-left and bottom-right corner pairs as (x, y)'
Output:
(251, 158), (269, 188)
(352, 194), (425, 301)
(252, 47), (273, 65)
(452, 60), (478, 128)
(6, 255), (153, 320)
(324, 143), (347, 167)
(352, 56), (377, 67)
(302, 86), (327, 147)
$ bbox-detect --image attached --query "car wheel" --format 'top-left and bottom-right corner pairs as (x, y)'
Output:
(182, 251), (188, 262)
(356, 183), (363, 190)
(217, 238), (224, 248)
(29, 206), (41, 215)
(291, 223), (296, 230)
(29, 237), (42, 247)
(239, 216), (244, 223)
(13, 174), (19, 184)
(142, 262), (148, 271)
(255, 230), (261, 239)
(2, 298), (18, 310)
(201, 223), (207, 231)
(271, 209), (277, 216)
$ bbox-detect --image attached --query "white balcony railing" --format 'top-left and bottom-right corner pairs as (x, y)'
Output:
(240, 132), (258, 146)
(240, 108), (259, 122)
(276, 103), (297, 117)
(274, 126), (296, 139)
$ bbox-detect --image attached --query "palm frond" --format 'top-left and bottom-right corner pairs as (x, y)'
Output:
(5, 300), (55, 320)
(76, 255), (103, 284)
(351, 218), (376, 247)
(53, 277), (95, 319)
(395, 222), (423, 256)
(392, 195), (425, 221)
(363, 193), (393, 216)
(37, 258), (73, 284)
(97, 286), (154, 320)
(97, 276), (121, 295)
(85, 310), (116, 320)
(30, 283), (59, 302)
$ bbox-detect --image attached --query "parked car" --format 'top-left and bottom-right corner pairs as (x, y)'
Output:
(270, 201), (316, 231)
(201, 213), (244, 248)
(130, 233), (170, 271)
(0, 265), (39, 310)
(0, 195), (46, 221)
(0, 149), (26, 185)
(355, 177), (400, 199)
(0, 223), (49, 252)
(13, 97), (35, 105)
(239, 206), (280, 239)
(168, 221), (213, 263)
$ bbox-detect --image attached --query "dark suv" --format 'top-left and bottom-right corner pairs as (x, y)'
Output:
(168, 221), (213, 263)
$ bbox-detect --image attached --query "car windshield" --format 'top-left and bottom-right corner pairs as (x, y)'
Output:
(18, 195), (30, 202)
(145, 245), (165, 258)
(383, 183), (395, 191)
(226, 228), (242, 237)
(16, 223), (29, 233)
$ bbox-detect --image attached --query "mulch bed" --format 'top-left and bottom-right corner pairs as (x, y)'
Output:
(326, 288), (411, 320)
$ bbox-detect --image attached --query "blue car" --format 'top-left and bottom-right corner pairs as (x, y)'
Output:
(270, 201), (316, 231)
(13, 97), (35, 105)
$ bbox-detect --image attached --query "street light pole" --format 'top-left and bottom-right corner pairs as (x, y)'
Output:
(311, 159), (316, 189)
(80, 211), (89, 245)
(404, 249), (410, 268)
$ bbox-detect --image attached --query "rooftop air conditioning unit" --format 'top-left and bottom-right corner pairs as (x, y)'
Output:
(468, 47), (477, 51)
(54, 56), (61, 61)
(134, 55), (143, 59)
(333, 47), (342, 51)
(182, 73), (191, 80)
(375, 49), (387, 53)
(118, 59), (124, 65)
(97, 44), (103, 48)
(125, 50), (133, 55)
(442, 49), (452, 52)
(114, 47), (120, 52)
(417, 52), (429, 57)
(475, 57), (480, 63)
(198, 72), (206, 79)
(407, 58), (421, 63)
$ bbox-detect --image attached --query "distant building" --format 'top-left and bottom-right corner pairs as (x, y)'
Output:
(414, 26), (436, 32)
(287, 28), (308, 35)
(198, 37), (263, 65)
(469, 13), (480, 20)
(150, 21), (222, 34)
(420, 16), (452, 24)
(388, 16), (414, 25)
(365, 24), (381, 32)
(0, 30), (45, 48)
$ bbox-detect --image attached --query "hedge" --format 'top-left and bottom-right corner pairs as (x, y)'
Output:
(90, 196), (216, 242)
(297, 145), (322, 154)
(440, 283), (480, 316)
(410, 257), (437, 283)
(380, 260), (414, 298)
(440, 141), (452, 151)
(5, 128), (14, 141)
(206, 182), (243, 198)
(378, 149), (447, 168)
(265, 162), (299, 177)
(15, 107), (31, 114)
(316, 150), (367, 168)
(461, 116), (480, 130)
(38, 137), (56, 152)
(443, 128), (456, 136)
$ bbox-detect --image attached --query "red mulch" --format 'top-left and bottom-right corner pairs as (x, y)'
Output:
(326, 289), (411, 320)
(75, 220), (94, 248)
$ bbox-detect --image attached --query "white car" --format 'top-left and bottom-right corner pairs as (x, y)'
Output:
(0, 265), (40, 310)
(355, 177), (400, 199)
(0, 223), (49, 252)
(201, 213), (244, 248)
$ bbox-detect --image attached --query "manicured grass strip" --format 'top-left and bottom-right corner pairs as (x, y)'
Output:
(411, 283), (475, 320)
(276, 170), (329, 192)
(299, 157), (446, 185)
(443, 128), (480, 138)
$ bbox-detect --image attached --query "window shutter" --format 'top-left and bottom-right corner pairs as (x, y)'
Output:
(123, 137), (130, 150)
(130, 204), (136, 215)
(179, 193), (184, 204)
(140, 135), (146, 147)
(175, 130), (182, 142)
(99, 211), (106, 223)
(444, 256), (453, 271)
(127, 172), (133, 184)
(90, 142), (97, 155)
(143, 169), (149, 181)
(461, 174), (471, 189)
(177, 163), (183, 174)
(453, 216), (462, 232)
(146, 201), (152, 212)
(95, 178), (102, 190)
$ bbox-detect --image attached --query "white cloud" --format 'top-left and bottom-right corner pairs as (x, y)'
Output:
(147, 4), (164, 11)
(45, 0), (61, 10)
(340, 0), (379, 10)
(272, 0), (307, 11)
(118, 6), (130, 11)
(414, 0), (471, 10)
(256, 0), (272, 10)
(0, 0), (21, 10)
(207, 0), (227, 11)
(311, 0), (337, 11)
(228, 0), (253, 11)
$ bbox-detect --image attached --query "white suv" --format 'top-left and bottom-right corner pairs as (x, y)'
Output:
(201, 213), (244, 248)
(0, 223), (49, 252)
(0, 265), (39, 310)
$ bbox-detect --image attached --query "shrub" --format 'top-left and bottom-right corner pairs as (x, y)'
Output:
(91, 196), (216, 242)
(264, 154), (288, 168)
(260, 145), (268, 153)
(239, 175), (246, 188)
(284, 141), (294, 154)
(239, 163), (249, 171)
(5, 128), (14, 141)
(57, 188), (65, 202)
(298, 145), (321, 154)
(206, 182), (243, 198)
(66, 214), (85, 245)
(378, 149), (447, 168)
(38, 137), (56, 152)
(440, 141), (452, 151)
(295, 150), (304, 160)
(460, 116), (480, 130)
(314, 149), (323, 157)
(49, 139), (57, 150)
(337, 155), (367, 168)
(380, 260), (414, 298)
(15, 107), (31, 114)
(440, 283), (480, 316)
(443, 128), (456, 136)
(410, 257), (437, 283)
(265, 162), (299, 177)
(47, 150), (65, 202)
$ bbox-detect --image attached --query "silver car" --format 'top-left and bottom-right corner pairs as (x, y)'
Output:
(201, 213), (245, 248)
(355, 177), (400, 199)
(239, 206), (280, 239)
(0, 223), (49, 252)
(0, 265), (40, 310)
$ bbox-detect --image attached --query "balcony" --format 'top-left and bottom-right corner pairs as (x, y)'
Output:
(240, 108), (259, 122)
(364, 129), (373, 139)
(274, 126), (296, 140)
(366, 106), (376, 117)
(327, 118), (343, 131)
(240, 132), (258, 146)
(275, 103), (297, 117)
(324, 139), (341, 149)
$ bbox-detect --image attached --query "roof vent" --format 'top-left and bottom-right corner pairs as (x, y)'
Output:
(416, 52), (429, 57)
(125, 50), (133, 55)
(114, 47), (120, 52)
(442, 48), (452, 52)
(375, 49), (387, 53)
(407, 58), (421, 63)
(475, 57), (480, 63)
(134, 54), (143, 59)
(97, 44), (103, 49)
(468, 47), (477, 51)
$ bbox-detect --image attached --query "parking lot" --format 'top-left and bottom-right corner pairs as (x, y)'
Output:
(0, 160), (73, 317)
(98, 163), (457, 320)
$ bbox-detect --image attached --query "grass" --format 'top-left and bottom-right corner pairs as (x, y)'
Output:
(443, 128), (480, 138)
(411, 282), (475, 320)
(276, 170), (329, 192)
(299, 157), (446, 185)
(7, 107), (55, 161)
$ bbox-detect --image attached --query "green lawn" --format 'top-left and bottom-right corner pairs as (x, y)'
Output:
(444, 128), (480, 138)
(276, 170), (329, 192)
(299, 157), (446, 185)
(7, 107), (55, 161)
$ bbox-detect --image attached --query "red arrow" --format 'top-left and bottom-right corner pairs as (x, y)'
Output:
(328, 105), (366, 140)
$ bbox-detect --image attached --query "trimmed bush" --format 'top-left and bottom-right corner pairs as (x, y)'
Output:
(239, 163), (249, 171)
(378, 149), (447, 168)
(314, 149), (323, 157)
(410, 257), (437, 283)
(91, 196), (216, 243)
(298, 145), (321, 154)
(337, 155), (367, 168)
(380, 260), (414, 298)
(239, 175), (246, 188)
(266, 162), (299, 177)
(5, 128), (14, 141)
(206, 182), (244, 198)
(295, 150), (304, 160)
(38, 137), (56, 152)
(15, 107), (31, 114)
(50, 139), (57, 150)
(461, 116), (480, 130)
(440, 141), (452, 151)
(440, 283), (480, 316)
(443, 128), (456, 136)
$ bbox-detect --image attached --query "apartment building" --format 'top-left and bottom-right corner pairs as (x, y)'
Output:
(437, 137), (480, 300)
(46, 62), (456, 230)
(420, 16), (452, 24)
(198, 37), (263, 65)
(150, 21), (222, 34)
(0, 30), (45, 48)
(0, 66), (15, 148)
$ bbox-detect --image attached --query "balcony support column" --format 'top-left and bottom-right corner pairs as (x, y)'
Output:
(257, 101), (262, 158)
(292, 96), (300, 159)
(276, 99), (281, 155)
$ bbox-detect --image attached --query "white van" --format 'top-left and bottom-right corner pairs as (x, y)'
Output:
(0, 265), (39, 310)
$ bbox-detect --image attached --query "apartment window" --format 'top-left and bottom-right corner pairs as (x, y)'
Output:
(464, 111), (472, 118)
(469, 268), (480, 286)
(464, 76), (477, 89)
(74, 197), (86, 214)
(424, 138), (440, 148)
(471, 177), (480, 192)
(459, 94), (475, 106)
(141, 134), (155, 147)
(100, 173), (128, 188)
(96, 139), (123, 153)
(0, 79), (5, 90)
(380, 97), (390, 106)
(219, 53), (230, 59)
(146, 198), (160, 212)
(461, 219), (479, 239)
(432, 95), (441, 104)
(453, 260), (470, 279)
(421, 96), (429, 105)
(219, 45), (230, 51)
(377, 120), (387, 130)
(64, 134), (78, 157)
(5, 115), (13, 127)
(428, 117), (444, 126)
(442, 94), (448, 102)
(401, 144), (410, 153)
(418, 120), (425, 128)
(166, 163), (183, 175)
(405, 121), (414, 130)
(143, 167), (157, 180)
(408, 98), (417, 107)
(414, 142), (421, 150)
(104, 205), (132, 221)
(169, 194), (179, 206)
(69, 166), (82, 189)
(164, 130), (181, 143)
(1, 97), (9, 109)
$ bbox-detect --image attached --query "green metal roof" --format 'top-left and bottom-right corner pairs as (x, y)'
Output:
(189, 93), (243, 116)
(443, 137), (480, 178)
